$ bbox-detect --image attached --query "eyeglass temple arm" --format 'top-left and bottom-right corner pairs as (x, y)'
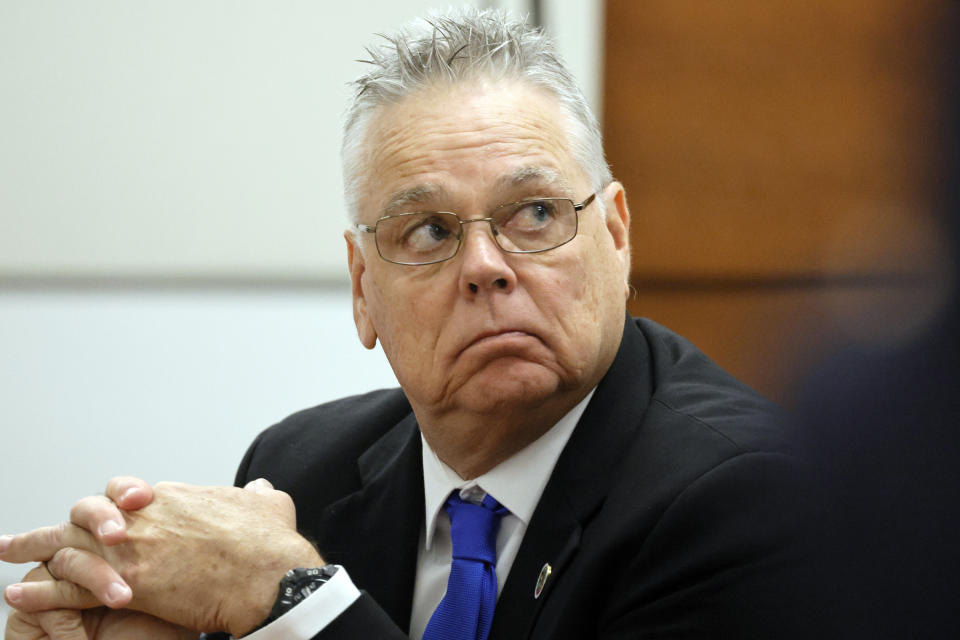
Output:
(575, 193), (597, 211)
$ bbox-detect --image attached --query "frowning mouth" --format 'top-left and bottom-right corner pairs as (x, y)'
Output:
(459, 329), (543, 357)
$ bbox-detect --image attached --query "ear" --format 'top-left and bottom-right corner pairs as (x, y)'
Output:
(345, 231), (378, 349)
(602, 181), (632, 286)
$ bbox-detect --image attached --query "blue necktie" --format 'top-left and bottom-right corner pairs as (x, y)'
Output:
(422, 492), (507, 640)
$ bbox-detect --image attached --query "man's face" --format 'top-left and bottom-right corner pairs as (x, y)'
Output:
(347, 80), (630, 429)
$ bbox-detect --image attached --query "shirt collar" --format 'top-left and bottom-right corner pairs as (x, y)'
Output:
(421, 389), (595, 550)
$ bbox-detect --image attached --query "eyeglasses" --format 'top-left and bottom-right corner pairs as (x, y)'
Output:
(355, 193), (596, 266)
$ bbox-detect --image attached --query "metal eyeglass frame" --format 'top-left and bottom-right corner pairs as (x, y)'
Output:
(354, 192), (597, 266)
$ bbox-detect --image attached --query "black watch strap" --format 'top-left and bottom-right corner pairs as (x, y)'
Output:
(256, 565), (339, 631)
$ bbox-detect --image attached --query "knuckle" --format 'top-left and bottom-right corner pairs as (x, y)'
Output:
(92, 498), (118, 521)
(106, 475), (133, 497)
(37, 609), (84, 636)
(56, 579), (90, 606)
(118, 560), (144, 588)
(70, 495), (104, 523)
(275, 490), (296, 510)
(70, 496), (105, 520)
(39, 523), (67, 555)
(6, 610), (42, 635)
(51, 547), (87, 582)
(47, 548), (70, 578)
(53, 547), (88, 576)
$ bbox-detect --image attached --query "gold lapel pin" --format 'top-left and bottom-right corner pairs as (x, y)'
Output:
(534, 562), (552, 599)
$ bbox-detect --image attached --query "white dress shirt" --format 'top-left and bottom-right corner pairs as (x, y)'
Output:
(245, 390), (593, 640)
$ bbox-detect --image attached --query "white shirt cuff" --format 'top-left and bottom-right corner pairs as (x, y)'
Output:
(241, 565), (360, 640)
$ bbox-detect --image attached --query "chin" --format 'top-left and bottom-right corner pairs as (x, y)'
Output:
(457, 359), (566, 414)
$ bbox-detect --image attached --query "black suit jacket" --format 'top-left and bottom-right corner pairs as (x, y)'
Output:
(235, 317), (805, 639)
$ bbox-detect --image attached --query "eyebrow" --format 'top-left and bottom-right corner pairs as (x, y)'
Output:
(495, 166), (573, 195)
(381, 184), (449, 217)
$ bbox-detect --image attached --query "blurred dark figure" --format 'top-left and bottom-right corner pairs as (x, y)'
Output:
(792, 7), (960, 637)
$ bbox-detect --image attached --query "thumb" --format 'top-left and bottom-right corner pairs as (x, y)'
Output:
(243, 478), (275, 494)
(105, 476), (154, 511)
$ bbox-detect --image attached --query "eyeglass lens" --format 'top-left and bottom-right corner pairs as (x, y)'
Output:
(374, 198), (578, 265)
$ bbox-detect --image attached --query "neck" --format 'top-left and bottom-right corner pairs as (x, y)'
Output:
(414, 391), (588, 479)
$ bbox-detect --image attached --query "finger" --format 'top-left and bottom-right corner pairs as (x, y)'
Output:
(4, 609), (47, 640)
(265, 487), (298, 528)
(5, 576), (101, 612)
(3, 567), (89, 640)
(5, 554), (128, 612)
(69, 496), (127, 546)
(0, 523), (99, 564)
(105, 476), (154, 511)
(44, 547), (131, 609)
(36, 608), (89, 640)
(243, 478), (274, 494)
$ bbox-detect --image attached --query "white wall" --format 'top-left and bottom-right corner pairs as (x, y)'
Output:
(0, 0), (604, 626)
(0, 0), (604, 281)
(0, 286), (401, 622)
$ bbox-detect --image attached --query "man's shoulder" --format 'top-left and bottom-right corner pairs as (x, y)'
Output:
(632, 316), (790, 456)
(237, 387), (412, 486)
(259, 387), (411, 451)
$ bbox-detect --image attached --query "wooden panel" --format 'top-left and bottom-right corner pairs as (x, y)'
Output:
(604, 0), (955, 400)
(604, 0), (949, 279)
(628, 282), (949, 402)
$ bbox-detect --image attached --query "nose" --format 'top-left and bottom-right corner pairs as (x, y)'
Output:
(457, 220), (516, 297)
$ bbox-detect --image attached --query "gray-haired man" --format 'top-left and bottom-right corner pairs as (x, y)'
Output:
(2, 9), (802, 639)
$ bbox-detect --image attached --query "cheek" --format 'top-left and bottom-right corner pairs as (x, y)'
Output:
(548, 242), (610, 317)
(363, 270), (449, 367)
(578, 223), (626, 299)
(546, 240), (624, 360)
(524, 254), (598, 354)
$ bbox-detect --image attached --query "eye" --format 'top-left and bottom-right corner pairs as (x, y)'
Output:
(400, 215), (458, 252)
(503, 200), (559, 232)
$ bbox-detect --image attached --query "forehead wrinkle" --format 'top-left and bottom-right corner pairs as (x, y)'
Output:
(364, 84), (585, 217)
(371, 103), (568, 173)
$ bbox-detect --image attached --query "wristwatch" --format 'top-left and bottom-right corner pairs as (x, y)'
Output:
(256, 565), (340, 630)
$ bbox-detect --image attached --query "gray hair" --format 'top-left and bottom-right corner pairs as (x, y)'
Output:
(341, 6), (612, 223)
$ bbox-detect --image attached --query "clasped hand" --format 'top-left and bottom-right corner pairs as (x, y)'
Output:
(1, 477), (323, 639)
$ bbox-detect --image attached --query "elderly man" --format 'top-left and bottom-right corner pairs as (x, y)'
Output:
(1, 9), (802, 640)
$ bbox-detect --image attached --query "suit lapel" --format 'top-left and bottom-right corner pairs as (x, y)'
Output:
(490, 316), (654, 639)
(317, 412), (424, 633)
